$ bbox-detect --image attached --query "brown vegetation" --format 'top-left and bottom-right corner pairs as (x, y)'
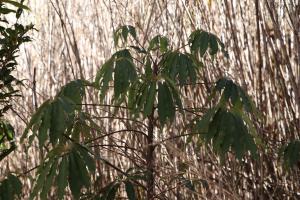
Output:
(1, 0), (299, 199)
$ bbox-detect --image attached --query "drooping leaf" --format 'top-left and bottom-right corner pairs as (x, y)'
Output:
(125, 181), (136, 200)
(197, 107), (258, 161)
(113, 49), (137, 100)
(95, 58), (114, 101)
(114, 25), (137, 46)
(281, 140), (300, 168)
(158, 82), (175, 125)
(30, 158), (54, 200)
(0, 174), (22, 200)
(49, 100), (67, 145)
(161, 52), (197, 85)
(68, 152), (82, 199)
(40, 159), (58, 199)
(59, 79), (85, 107)
(148, 35), (169, 53)
(56, 156), (69, 200)
(21, 99), (51, 142)
(189, 29), (226, 57)
(77, 145), (96, 172)
(38, 105), (52, 148)
(164, 77), (183, 110)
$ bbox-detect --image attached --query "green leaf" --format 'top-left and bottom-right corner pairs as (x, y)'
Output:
(59, 79), (85, 106)
(195, 107), (217, 133)
(281, 140), (300, 168)
(0, 174), (22, 200)
(106, 183), (120, 200)
(148, 35), (169, 52)
(74, 151), (91, 187)
(95, 58), (114, 101)
(68, 152), (82, 199)
(199, 107), (258, 161)
(164, 77), (183, 110)
(114, 25), (137, 45)
(144, 56), (152, 78)
(30, 159), (53, 200)
(209, 34), (218, 55)
(189, 29), (226, 57)
(40, 159), (58, 199)
(77, 145), (96, 172)
(0, 7), (16, 14)
(114, 50), (137, 100)
(38, 105), (52, 148)
(125, 181), (136, 200)
(143, 81), (156, 116)
(57, 156), (69, 200)
(21, 99), (51, 142)
(158, 82), (175, 125)
(162, 52), (197, 85)
(49, 100), (66, 145)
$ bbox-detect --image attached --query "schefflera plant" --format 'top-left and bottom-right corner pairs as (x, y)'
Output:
(21, 80), (97, 200)
(21, 25), (260, 200)
(95, 25), (260, 199)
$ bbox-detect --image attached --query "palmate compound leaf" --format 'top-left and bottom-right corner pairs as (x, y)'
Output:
(148, 35), (169, 53)
(114, 49), (137, 95)
(280, 140), (300, 168)
(0, 174), (22, 200)
(21, 80), (86, 147)
(196, 107), (257, 162)
(95, 57), (114, 101)
(195, 78), (260, 161)
(189, 29), (228, 57)
(114, 25), (137, 46)
(214, 78), (260, 116)
(161, 51), (198, 85)
(30, 144), (95, 200)
(95, 49), (137, 103)
(128, 79), (156, 117)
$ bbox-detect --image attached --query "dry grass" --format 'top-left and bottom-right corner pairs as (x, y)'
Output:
(1, 0), (299, 199)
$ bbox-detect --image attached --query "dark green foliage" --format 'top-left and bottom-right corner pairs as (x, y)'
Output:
(196, 107), (257, 161)
(0, 174), (22, 200)
(0, 121), (16, 161)
(22, 80), (86, 146)
(21, 79), (97, 199)
(161, 52), (198, 85)
(29, 144), (95, 200)
(23, 25), (265, 200)
(95, 49), (137, 102)
(194, 78), (260, 161)
(280, 140), (300, 168)
(189, 29), (228, 57)
(148, 35), (168, 53)
(114, 25), (137, 46)
(0, 0), (33, 163)
(125, 181), (136, 200)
